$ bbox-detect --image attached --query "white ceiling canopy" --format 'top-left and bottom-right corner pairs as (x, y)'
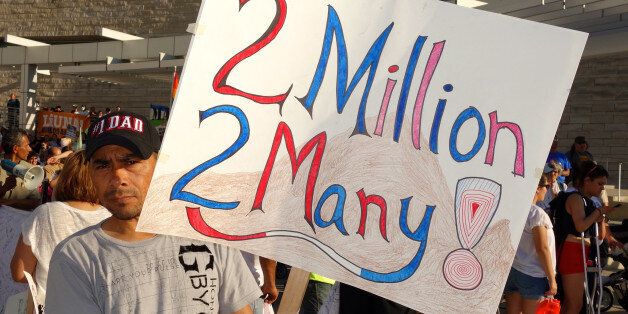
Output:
(3, 34), (49, 47)
(98, 27), (144, 41)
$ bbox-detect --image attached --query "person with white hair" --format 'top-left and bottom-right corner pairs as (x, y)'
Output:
(536, 161), (568, 213)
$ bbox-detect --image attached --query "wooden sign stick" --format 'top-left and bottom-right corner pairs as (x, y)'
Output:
(277, 267), (310, 314)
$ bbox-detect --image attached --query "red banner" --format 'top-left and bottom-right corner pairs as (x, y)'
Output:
(36, 111), (90, 139)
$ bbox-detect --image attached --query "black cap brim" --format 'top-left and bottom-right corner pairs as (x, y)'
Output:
(85, 134), (154, 160)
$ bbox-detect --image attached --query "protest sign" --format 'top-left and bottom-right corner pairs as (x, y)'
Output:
(36, 111), (89, 139)
(137, 0), (587, 311)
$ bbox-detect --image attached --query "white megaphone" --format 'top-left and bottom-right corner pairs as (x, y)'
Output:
(1, 160), (45, 190)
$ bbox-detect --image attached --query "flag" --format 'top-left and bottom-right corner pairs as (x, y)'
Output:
(171, 67), (180, 100)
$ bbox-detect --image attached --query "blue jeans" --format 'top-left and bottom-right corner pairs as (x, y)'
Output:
(504, 268), (549, 300)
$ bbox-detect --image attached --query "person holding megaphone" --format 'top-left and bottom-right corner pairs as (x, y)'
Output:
(0, 129), (42, 211)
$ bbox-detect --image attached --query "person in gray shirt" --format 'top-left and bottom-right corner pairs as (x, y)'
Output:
(45, 111), (261, 314)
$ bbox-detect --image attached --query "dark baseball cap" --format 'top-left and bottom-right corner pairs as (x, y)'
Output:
(85, 111), (161, 160)
(574, 136), (587, 144)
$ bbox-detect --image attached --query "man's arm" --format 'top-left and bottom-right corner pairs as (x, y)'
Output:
(47, 150), (72, 164)
(45, 251), (101, 313)
(259, 256), (279, 304)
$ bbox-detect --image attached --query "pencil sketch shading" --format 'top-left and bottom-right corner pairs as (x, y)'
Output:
(141, 117), (515, 312)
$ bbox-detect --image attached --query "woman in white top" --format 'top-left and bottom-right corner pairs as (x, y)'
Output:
(537, 162), (568, 211)
(504, 173), (557, 314)
(11, 150), (110, 310)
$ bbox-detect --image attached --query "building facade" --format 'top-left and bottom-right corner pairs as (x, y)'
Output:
(1, 0), (626, 187)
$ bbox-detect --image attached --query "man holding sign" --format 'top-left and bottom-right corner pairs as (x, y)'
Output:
(45, 112), (261, 314)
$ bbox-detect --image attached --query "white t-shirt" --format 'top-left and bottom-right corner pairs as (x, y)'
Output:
(21, 201), (110, 305)
(512, 204), (557, 278)
(45, 225), (261, 314)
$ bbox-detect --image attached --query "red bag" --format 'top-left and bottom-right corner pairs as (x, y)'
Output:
(536, 297), (560, 314)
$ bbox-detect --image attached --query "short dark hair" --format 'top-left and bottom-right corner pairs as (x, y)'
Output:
(2, 129), (29, 155)
(54, 150), (99, 203)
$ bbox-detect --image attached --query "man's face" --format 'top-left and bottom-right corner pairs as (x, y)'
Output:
(89, 145), (156, 220)
(14, 135), (31, 161)
(575, 142), (586, 152)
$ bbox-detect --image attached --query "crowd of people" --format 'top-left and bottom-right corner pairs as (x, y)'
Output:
(504, 136), (621, 314)
(37, 104), (122, 123)
(5, 93), (124, 129)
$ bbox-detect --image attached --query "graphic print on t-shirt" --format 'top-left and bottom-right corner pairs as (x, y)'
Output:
(178, 244), (218, 309)
(96, 242), (220, 313)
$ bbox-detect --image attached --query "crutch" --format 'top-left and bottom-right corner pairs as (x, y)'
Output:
(581, 225), (603, 314)
(593, 223), (603, 313)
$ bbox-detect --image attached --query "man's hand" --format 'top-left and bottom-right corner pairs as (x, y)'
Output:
(259, 257), (278, 304)
(261, 281), (279, 304)
(2, 175), (17, 193)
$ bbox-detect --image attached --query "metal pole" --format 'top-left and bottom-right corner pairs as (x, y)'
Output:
(581, 232), (593, 313)
(619, 163), (622, 202)
(594, 223), (602, 314)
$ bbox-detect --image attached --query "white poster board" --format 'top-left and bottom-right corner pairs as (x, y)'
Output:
(138, 0), (587, 311)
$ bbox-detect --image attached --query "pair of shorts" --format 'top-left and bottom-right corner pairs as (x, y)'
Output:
(504, 268), (549, 300)
(558, 241), (590, 275)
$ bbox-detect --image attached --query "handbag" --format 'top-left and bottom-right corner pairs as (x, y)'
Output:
(536, 297), (560, 314)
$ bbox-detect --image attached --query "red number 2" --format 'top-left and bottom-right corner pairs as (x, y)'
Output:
(213, 0), (292, 106)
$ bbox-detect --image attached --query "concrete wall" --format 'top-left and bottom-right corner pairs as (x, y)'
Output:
(0, 67), (172, 122)
(0, 0), (201, 38)
(35, 73), (171, 117)
(557, 51), (628, 189)
(0, 69), (21, 126)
